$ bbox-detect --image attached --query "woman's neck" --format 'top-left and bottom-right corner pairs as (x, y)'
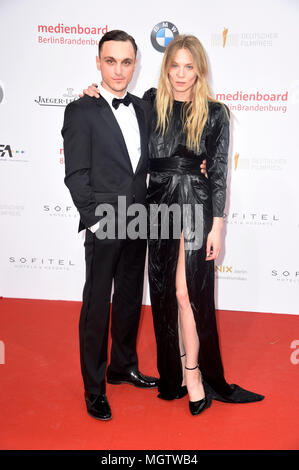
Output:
(173, 90), (192, 102)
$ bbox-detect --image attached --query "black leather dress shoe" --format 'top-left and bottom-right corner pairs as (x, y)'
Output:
(85, 392), (112, 420)
(107, 369), (158, 388)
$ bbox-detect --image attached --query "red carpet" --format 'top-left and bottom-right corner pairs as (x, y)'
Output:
(0, 297), (298, 450)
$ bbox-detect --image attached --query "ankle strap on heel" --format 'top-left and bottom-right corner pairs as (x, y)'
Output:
(185, 364), (199, 370)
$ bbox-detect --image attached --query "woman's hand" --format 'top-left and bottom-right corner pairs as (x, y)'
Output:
(200, 159), (207, 178)
(205, 217), (223, 260)
(79, 83), (100, 98)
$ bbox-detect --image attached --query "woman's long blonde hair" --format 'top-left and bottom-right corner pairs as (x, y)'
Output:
(155, 34), (226, 152)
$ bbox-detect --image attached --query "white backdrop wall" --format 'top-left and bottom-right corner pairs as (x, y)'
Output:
(0, 0), (298, 314)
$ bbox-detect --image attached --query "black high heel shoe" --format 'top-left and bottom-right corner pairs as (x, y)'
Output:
(157, 386), (188, 400)
(203, 380), (265, 403)
(185, 365), (212, 416)
(157, 353), (188, 400)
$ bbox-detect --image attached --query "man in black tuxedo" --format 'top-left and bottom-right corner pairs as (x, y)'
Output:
(62, 30), (157, 421)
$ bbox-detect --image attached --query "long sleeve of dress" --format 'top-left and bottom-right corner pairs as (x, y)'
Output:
(142, 87), (157, 103)
(207, 103), (230, 218)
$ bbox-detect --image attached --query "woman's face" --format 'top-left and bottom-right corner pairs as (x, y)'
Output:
(168, 48), (198, 101)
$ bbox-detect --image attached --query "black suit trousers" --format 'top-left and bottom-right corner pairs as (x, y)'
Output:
(79, 229), (147, 394)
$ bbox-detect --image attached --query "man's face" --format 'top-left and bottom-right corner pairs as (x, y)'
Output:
(96, 40), (137, 97)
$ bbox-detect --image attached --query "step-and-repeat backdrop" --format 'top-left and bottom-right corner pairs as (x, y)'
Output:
(0, 0), (298, 314)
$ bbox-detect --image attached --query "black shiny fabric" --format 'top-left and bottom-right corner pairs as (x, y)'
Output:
(144, 88), (233, 398)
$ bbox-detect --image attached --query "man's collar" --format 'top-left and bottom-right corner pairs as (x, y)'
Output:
(99, 84), (127, 107)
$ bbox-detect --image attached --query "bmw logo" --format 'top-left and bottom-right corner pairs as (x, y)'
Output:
(151, 21), (179, 53)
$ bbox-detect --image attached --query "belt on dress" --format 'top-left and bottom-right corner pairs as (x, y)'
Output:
(149, 155), (207, 175)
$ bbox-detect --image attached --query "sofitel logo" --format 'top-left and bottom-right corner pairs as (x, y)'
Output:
(224, 212), (280, 226)
(35, 88), (78, 107)
(9, 257), (75, 270)
(43, 204), (78, 217)
(271, 270), (299, 283)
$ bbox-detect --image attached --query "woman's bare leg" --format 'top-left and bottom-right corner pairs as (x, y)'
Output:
(176, 232), (205, 401)
(178, 311), (186, 386)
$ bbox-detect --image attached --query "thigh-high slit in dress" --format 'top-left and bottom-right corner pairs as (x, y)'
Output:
(143, 88), (264, 403)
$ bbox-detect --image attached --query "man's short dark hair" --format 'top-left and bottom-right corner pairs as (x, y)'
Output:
(98, 30), (137, 57)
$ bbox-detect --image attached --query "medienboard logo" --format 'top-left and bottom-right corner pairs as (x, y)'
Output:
(35, 88), (78, 107)
(151, 21), (179, 52)
(37, 23), (108, 46)
(216, 90), (288, 114)
(58, 148), (64, 165)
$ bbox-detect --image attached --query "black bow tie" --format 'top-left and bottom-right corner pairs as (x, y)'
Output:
(112, 94), (131, 110)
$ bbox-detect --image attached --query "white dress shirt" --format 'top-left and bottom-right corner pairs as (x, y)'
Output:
(88, 84), (141, 234)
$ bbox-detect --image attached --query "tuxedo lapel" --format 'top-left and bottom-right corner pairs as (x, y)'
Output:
(95, 94), (148, 175)
(95, 96), (134, 173)
(129, 93), (147, 174)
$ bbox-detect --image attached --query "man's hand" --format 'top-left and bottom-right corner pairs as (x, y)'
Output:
(79, 83), (100, 98)
(78, 86), (207, 181)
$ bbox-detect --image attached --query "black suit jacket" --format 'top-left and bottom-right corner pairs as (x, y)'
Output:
(61, 93), (151, 232)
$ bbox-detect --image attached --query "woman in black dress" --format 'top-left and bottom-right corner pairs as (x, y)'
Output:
(83, 34), (265, 416)
(143, 35), (264, 415)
